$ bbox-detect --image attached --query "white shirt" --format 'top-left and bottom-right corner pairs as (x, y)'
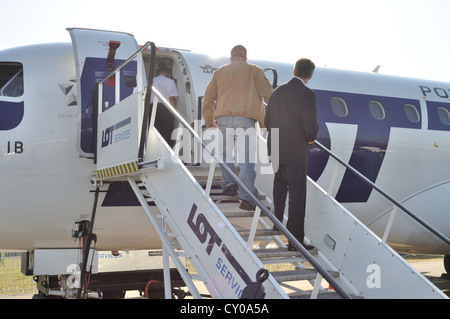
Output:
(150, 74), (178, 103)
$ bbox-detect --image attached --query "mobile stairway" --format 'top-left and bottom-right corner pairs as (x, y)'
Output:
(86, 41), (449, 299)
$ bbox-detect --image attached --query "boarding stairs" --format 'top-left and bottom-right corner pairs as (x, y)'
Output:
(89, 42), (449, 299)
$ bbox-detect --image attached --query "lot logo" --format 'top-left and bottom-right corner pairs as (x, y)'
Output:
(187, 203), (252, 297)
(101, 117), (131, 148)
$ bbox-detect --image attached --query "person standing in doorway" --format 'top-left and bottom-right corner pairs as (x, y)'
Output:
(264, 58), (319, 250)
(203, 45), (274, 211)
(150, 63), (179, 147)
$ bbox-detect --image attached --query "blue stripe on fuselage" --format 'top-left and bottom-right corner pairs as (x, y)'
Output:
(100, 90), (448, 206)
(0, 100), (24, 130)
(426, 101), (450, 131)
(309, 90), (421, 203)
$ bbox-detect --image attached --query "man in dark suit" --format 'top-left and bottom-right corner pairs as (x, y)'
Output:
(264, 58), (319, 250)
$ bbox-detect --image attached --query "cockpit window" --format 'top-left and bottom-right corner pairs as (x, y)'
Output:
(0, 63), (24, 97)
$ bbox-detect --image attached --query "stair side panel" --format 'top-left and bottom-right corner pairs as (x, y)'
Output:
(305, 178), (447, 299)
(141, 129), (288, 298)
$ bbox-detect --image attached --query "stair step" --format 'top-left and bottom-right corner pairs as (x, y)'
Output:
(271, 268), (339, 282)
(188, 165), (241, 178)
(238, 229), (283, 239)
(216, 201), (272, 218)
(253, 248), (318, 265)
(218, 202), (263, 218)
(188, 165), (223, 173)
(223, 210), (255, 218)
(253, 247), (318, 258)
(210, 194), (266, 201)
(291, 291), (363, 299)
(290, 291), (342, 299)
(197, 180), (223, 187)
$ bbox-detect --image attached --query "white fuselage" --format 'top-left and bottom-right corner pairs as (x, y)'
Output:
(0, 41), (449, 255)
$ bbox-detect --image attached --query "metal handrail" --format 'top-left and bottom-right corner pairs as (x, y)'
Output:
(139, 42), (156, 160)
(148, 90), (352, 299)
(98, 41), (152, 86)
(263, 67), (278, 89)
(313, 140), (450, 247)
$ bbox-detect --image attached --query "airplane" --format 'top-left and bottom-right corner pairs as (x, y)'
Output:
(0, 28), (449, 298)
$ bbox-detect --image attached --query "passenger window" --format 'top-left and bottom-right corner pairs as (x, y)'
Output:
(330, 97), (348, 117)
(0, 63), (24, 97)
(369, 101), (385, 120)
(437, 107), (450, 125)
(404, 104), (420, 123)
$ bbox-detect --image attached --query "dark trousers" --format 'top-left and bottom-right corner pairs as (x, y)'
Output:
(152, 103), (175, 147)
(273, 164), (307, 242)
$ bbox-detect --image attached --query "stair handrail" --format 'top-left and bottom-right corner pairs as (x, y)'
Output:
(149, 89), (352, 299)
(98, 41), (152, 85)
(313, 140), (450, 247)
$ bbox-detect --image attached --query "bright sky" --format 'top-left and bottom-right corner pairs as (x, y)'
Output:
(1, 0), (450, 82)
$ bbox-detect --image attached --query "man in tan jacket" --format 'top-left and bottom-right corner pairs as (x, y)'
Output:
(203, 45), (273, 210)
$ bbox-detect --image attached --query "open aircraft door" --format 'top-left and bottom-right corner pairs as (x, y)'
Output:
(67, 28), (148, 159)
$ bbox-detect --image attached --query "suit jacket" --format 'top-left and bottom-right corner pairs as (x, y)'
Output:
(264, 77), (319, 168)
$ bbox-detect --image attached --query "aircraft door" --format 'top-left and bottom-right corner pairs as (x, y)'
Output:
(67, 28), (145, 157)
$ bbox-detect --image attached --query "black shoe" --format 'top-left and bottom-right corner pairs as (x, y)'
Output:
(239, 200), (256, 211)
(288, 241), (315, 251)
(301, 242), (315, 251)
(222, 184), (238, 196)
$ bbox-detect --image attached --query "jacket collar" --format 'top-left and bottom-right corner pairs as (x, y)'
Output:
(293, 76), (306, 85)
(230, 57), (246, 63)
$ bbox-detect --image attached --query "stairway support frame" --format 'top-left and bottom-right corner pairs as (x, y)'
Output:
(128, 177), (203, 299)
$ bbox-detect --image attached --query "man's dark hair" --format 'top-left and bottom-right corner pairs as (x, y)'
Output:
(231, 45), (247, 59)
(157, 62), (171, 75)
(294, 58), (315, 79)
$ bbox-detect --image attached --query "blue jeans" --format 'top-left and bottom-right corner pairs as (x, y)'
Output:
(217, 116), (258, 205)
